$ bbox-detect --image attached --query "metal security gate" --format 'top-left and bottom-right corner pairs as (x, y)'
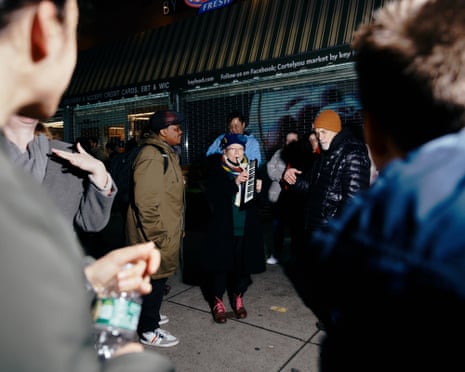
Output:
(181, 62), (359, 166)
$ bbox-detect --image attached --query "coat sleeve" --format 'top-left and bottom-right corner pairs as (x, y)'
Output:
(74, 174), (116, 232)
(132, 149), (168, 247)
(206, 134), (223, 157)
(245, 135), (262, 166)
(339, 146), (371, 206)
(48, 139), (116, 233)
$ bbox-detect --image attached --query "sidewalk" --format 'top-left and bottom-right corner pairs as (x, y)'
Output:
(98, 196), (325, 371)
(149, 263), (324, 371)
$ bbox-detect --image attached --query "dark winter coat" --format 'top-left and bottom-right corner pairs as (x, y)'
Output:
(200, 154), (266, 274)
(289, 129), (465, 372)
(292, 128), (371, 232)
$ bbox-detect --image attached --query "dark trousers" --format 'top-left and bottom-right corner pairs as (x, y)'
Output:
(137, 277), (168, 336)
(271, 192), (305, 263)
(211, 272), (251, 300)
(209, 236), (251, 304)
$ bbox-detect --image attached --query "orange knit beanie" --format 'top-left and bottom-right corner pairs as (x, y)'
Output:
(313, 110), (342, 133)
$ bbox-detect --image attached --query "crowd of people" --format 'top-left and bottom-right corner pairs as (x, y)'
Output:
(1, 0), (463, 371)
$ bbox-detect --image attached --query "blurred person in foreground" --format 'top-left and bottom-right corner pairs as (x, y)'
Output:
(0, 1), (173, 371)
(287, 0), (465, 371)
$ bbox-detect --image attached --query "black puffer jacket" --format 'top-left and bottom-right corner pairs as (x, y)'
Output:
(292, 128), (371, 232)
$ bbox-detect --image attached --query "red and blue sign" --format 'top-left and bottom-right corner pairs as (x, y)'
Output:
(184, 0), (235, 15)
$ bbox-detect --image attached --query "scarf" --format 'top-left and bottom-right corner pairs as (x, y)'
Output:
(221, 154), (248, 207)
(221, 154), (248, 176)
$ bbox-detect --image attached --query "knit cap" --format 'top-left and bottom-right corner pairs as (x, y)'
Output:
(220, 133), (247, 150)
(313, 110), (342, 133)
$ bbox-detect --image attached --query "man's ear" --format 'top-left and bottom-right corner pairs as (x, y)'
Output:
(159, 128), (167, 138)
(30, 1), (58, 62)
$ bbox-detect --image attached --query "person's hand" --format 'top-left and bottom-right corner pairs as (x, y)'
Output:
(256, 178), (262, 193)
(51, 142), (109, 189)
(235, 169), (249, 185)
(112, 342), (144, 357)
(283, 168), (302, 185)
(84, 242), (160, 295)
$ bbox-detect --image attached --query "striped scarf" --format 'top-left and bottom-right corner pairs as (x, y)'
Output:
(221, 154), (248, 175)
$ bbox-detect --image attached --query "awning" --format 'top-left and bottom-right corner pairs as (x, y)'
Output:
(62, 0), (386, 106)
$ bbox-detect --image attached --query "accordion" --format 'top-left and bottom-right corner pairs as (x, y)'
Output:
(242, 159), (257, 205)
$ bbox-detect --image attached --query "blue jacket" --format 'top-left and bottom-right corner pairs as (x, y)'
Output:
(206, 132), (262, 166)
(288, 128), (465, 371)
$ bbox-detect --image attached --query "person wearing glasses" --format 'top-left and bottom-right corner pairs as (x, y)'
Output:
(200, 133), (266, 324)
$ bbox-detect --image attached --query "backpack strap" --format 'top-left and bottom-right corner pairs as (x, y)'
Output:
(142, 143), (168, 174)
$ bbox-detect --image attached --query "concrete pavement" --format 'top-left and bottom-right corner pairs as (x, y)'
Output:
(149, 263), (324, 371)
(96, 197), (324, 371)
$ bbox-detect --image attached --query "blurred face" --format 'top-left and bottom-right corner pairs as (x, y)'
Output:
(224, 144), (245, 163)
(6, 115), (39, 129)
(309, 133), (319, 152)
(228, 118), (246, 134)
(18, 0), (79, 120)
(161, 124), (183, 146)
(285, 132), (298, 145)
(2, 115), (39, 143)
(315, 128), (338, 150)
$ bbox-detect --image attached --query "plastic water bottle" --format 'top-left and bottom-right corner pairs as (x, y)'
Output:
(92, 265), (142, 360)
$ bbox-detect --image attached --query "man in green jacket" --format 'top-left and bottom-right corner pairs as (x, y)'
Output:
(126, 110), (185, 348)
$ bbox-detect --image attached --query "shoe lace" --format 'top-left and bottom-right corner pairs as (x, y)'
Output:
(236, 294), (243, 310)
(214, 297), (226, 313)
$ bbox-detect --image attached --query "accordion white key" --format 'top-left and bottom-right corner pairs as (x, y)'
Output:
(243, 159), (257, 205)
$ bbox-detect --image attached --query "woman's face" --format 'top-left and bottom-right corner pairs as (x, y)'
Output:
(224, 144), (245, 163)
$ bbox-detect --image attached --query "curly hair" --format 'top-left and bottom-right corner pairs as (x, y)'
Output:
(352, 0), (465, 153)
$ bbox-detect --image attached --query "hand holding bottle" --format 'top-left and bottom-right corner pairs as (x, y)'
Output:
(87, 243), (160, 360)
(84, 242), (159, 296)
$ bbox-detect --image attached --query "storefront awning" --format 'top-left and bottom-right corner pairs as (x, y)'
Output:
(62, 0), (386, 106)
